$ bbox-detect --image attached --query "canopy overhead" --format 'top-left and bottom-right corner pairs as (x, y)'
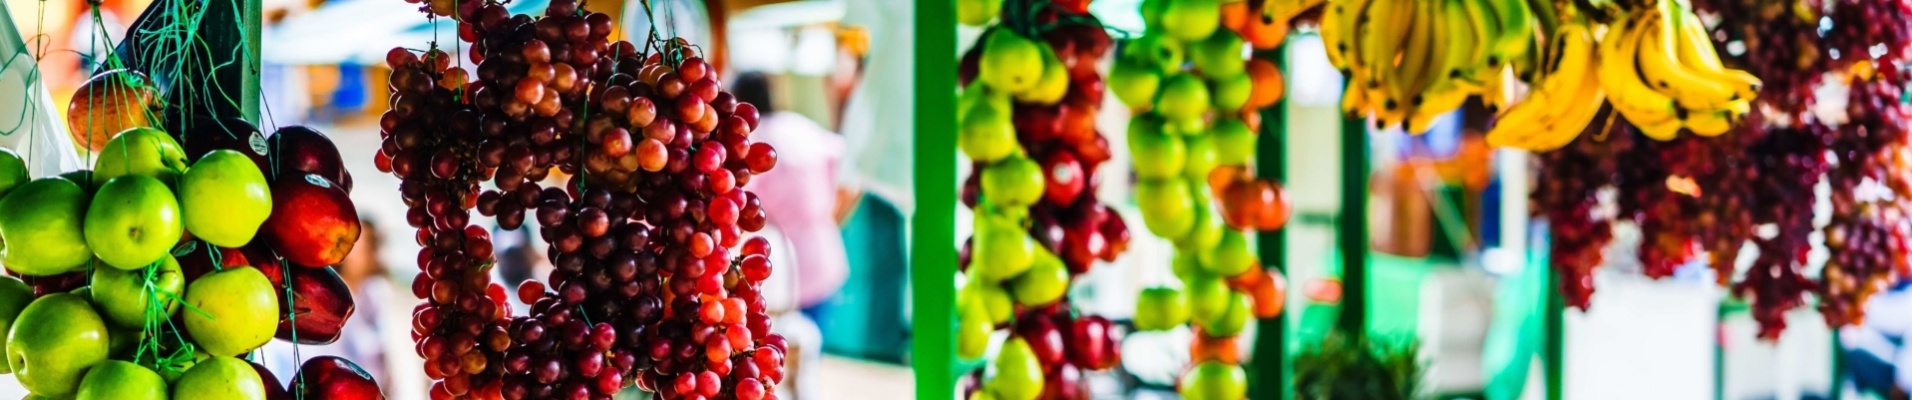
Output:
(261, 0), (549, 65)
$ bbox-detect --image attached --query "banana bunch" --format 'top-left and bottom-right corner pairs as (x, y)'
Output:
(1597, 0), (1760, 140)
(1485, 22), (1605, 150)
(1323, 0), (1536, 133)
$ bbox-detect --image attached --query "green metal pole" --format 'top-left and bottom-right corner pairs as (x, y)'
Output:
(1337, 112), (1368, 334)
(912, 0), (957, 398)
(1246, 44), (1288, 400)
(1544, 260), (1564, 400)
(242, 0), (261, 122)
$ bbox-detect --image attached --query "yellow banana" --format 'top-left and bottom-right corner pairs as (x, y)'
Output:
(1635, 3), (1737, 112)
(1682, 98), (1750, 136)
(1364, 0), (1414, 126)
(1407, 0), (1477, 134)
(1321, 0), (1356, 70)
(1672, 4), (1761, 103)
(1598, 10), (1682, 139)
(1486, 22), (1603, 151)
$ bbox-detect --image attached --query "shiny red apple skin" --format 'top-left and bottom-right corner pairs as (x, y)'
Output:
(263, 173), (362, 268)
(14, 269), (86, 296)
(1043, 362), (1086, 400)
(1013, 314), (1067, 366)
(275, 266), (356, 345)
(1041, 151), (1086, 206)
(267, 126), (350, 192)
(250, 360), (295, 400)
(291, 355), (385, 400)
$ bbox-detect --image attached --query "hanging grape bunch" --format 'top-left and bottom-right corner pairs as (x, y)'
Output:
(1102, 1), (1294, 399)
(954, 0), (1131, 399)
(383, 0), (787, 398)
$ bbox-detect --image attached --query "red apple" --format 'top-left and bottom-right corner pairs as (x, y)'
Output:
(177, 243), (251, 283)
(1043, 362), (1085, 400)
(15, 269), (86, 296)
(263, 174), (361, 268)
(276, 266), (356, 345)
(1041, 151), (1085, 205)
(68, 70), (159, 152)
(250, 360), (295, 400)
(179, 115), (270, 172)
(1098, 213), (1130, 262)
(1013, 104), (1064, 144)
(267, 126), (349, 192)
(1055, 104), (1097, 145)
(1013, 314), (1066, 366)
(1073, 134), (1112, 167)
(290, 356), (385, 400)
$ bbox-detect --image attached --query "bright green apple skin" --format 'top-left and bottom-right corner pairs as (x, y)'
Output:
(179, 149), (272, 247)
(172, 356), (265, 400)
(85, 175), (185, 269)
(0, 276), (31, 373)
(183, 266), (278, 356)
(1134, 286), (1190, 331)
(91, 254), (185, 329)
(76, 360), (168, 400)
(971, 215), (1036, 282)
(989, 337), (1044, 400)
(1010, 251), (1069, 306)
(978, 31), (1044, 93)
(0, 147), (25, 198)
(93, 127), (188, 188)
(1197, 292), (1254, 337)
(0, 178), (94, 275)
(981, 155), (1045, 208)
(7, 292), (110, 398)
(956, 297), (993, 359)
(1179, 360), (1248, 400)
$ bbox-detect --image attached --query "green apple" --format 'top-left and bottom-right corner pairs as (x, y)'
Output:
(146, 349), (209, 383)
(7, 293), (110, 397)
(1134, 286), (1190, 331)
(1185, 274), (1232, 322)
(1122, 34), (1183, 74)
(959, 94), (1018, 163)
(1134, 178), (1196, 240)
(183, 266), (278, 356)
(93, 127), (188, 188)
(1161, 0), (1222, 41)
(1128, 116), (1187, 179)
(85, 175), (184, 269)
(1155, 74), (1211, 120)
(0, 148), (25, 198)
(1177, 200), (1225, 251)
(179, 149), (272, 247)
(91, 254), (185, 329)
(1014, 47), (1068, 104)
(1183, 131), (1218, 180)
(1172, 251), (1204, 282)
(956, 297), (993, 359)
(1189, 31), (1246, 78)
(59, 170), (99, 198)
(172, 356), (265, 400)
(989, 337), (1044, 400)
(964, 279), (1014, 325)
(0, 178), (93, 275)
(1201, 231), (1255, 277)
(1010, 250), (1068, 306)
(956, 0), (999, 26)
(958, 82), (1009, 122)
(0, 276), (30, 373)
(1211, 118), (1257, 165)
(1196, 291), (1253, 336)
(76, 360), (167, 400)
(971, 216), (1036, 282)
(1178, 361), (1247, 400)
(1109, 61), (1162, 109)
(981, 154), (1044, 207)
(979, 30), (1044, 93)
(1140, 0), (1167, 30)
(1209, 72), (1253, 112)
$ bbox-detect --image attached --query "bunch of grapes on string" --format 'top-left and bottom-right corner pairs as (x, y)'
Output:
(379, 0), (790, 397)
(1531, 115), (1628, 310)
(1814, 0), (1912, 327)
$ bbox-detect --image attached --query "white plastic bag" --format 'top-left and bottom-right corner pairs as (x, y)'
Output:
(1, 1), (85, 178)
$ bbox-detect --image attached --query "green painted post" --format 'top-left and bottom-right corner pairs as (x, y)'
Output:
(912, 0), (958, 398)
(1246, 44), (1288, 400)
(1338, 115), (1368, 333)
(243, 0), (261, 122)
(1545, 263), (1565, 400)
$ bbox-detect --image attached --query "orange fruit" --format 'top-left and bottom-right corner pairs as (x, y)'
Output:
(1190, 333), (1241, 364)
(1246, 58), (1285, 109)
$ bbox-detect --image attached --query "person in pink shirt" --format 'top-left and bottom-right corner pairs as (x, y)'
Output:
(731, 72), (851, 317)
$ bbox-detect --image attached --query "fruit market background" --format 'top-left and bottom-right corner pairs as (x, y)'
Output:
(5, 0), (1912, 398)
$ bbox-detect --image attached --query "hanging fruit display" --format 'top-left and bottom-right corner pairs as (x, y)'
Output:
(1107, 0), (1293, 399)
(1500, 0), (1912, 339)
(955, 0), (1130, 399)
(385, 0), (787, 398)
(0, 74), (378, 399)
(1321, 0), (1535, 132)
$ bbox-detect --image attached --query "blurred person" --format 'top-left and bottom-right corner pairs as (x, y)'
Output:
(732, 71), (846, 400)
